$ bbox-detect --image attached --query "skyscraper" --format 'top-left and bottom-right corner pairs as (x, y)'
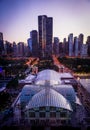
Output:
(78, 33), (84, 55)
(4, 41), (13, 56)
(68, 33), (73, 56)
(17, 42), (24, 57)
(63, 38), (68, 56)
(86, 36), (90, 56)
(13, 42), (17, 57)
(38, 15), (53, 57)
(30, 30), (38, 57)
(53, 37), (59, 56)
(74, 37), (79, 57)
(0, 32), (4, 55)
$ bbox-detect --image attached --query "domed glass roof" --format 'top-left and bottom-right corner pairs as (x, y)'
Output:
(53, 85), (76, 103)
(35, 69), (61, 85)
(26, 88), (72, 111)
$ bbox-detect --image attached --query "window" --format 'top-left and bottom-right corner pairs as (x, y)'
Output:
(39, 112), (45, 118)
(50, 112), (56, 117)
(29, 112), (35, 117)
(40, 107), (45, 111)
(60, 112), (66, 117)
(50, 106), (56, 111)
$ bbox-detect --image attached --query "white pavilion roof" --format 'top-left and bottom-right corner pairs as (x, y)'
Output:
(26, 88), (73, 111)
(35, 69), (61, 85)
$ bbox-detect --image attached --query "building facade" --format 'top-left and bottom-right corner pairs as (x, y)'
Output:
(68, 33), (73, 57)
(74, 37), (79, 57)
(17, 42), (25, 57)
(30, 30), (38, 57)
(38, 15), (53, 57)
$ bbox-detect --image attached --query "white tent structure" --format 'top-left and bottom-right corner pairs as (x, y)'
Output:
(35, 69), (61, 85)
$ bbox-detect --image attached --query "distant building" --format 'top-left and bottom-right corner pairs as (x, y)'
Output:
(4, 41), (13, 56)
(30, 30), (38, 57)
(78, 33), (84, 55)
(38, 15), (53, 57)
(59, 42), (63, 56)
(53, 37), (59, 56)
(27, 38), (32, 55)
(17, 42), (24, 57)
(74, 37), (79, 57)
(63, 38), (68, 56)
(24, 44), (30, 57)
(12, 42), (17, 57)
(68, 33), (73, 56)
(80, 44), (88, 57)
(0, 32), (4, 55)
(86, 36), (90, 56)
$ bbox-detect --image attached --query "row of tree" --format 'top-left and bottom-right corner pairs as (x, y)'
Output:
(58, 57), (90, 73)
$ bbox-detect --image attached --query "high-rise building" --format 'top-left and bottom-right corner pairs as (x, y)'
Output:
(38, 15), (53, 57)
(30, 30), (38, 57)
(86, 36), (90, 56)
(12, 42), (17, 57)
(4, 41), (13, 56)
(27, 38), (32, 55)
(74, 37), (79, 57)
(81, 44), (88, 57)
(0, 32), (4, 55)
(17, 42), (24, 57)
(63, 38), (68, 56)
(24, 44), (30, 57)
(53, 37), (59, 56)
(59, 42), (63, 56)
(78, 33), (84, 55)
(68, 33), (73, 56)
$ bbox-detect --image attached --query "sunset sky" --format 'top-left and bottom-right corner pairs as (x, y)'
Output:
(0, 0), (90, 43)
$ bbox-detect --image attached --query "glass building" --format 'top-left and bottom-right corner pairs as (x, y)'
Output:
(17, 69), (82, 126)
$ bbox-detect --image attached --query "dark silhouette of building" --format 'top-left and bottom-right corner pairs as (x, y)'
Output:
(12, 42), (17, 57)
(78, 33), (84, 55)
(53, 37), (59, 56)
(74, 37), (79, 57)
(4, 41), (13, 56)
(17, 42), (24, 57)
(30, 30), (38, 57)
(63, 38), (69, 56)
(68, 33), (73, 56)
(0, 32), (4, 55)
(86, 36), (90, 56)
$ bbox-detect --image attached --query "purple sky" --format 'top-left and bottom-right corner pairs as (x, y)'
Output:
(0, 0), (90, 43)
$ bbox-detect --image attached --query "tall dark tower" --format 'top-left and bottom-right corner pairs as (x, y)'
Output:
(38, 15), (53, 57)
(30, 30), (38, 57)
(0, 32), (4, 55)
(78, 33), (84, 55)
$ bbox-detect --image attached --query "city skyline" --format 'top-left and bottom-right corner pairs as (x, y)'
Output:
(0, 0), (90, 43)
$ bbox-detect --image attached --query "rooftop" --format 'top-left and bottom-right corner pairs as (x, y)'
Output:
(26, 88), (73, 111)
(80, 78), (90, 93)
